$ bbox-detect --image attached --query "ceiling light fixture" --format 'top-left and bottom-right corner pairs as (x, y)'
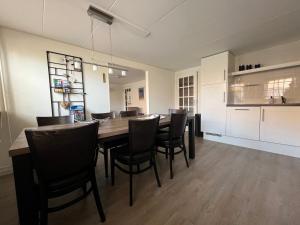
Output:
(121, 70), (126, 76)
(87, 5), (150, 38)
(89, 16), (98, 71)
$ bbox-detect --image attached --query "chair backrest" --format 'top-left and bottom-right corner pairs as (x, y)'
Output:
(91, 112), (114, 120)
(120, 110), (138, 117)
(169, 113), (187, 139)
(25, 122), (99, 183)
(168, 108), (187, 114)
(128, 117), (159, 154)
(36, 115), (74, 127)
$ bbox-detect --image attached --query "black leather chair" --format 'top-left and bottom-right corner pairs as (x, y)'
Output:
(36, 115), (74, 126)
(91, 112), (114, 120)
(91, 112), (127, 178)
(156, 113), (189, 179)
(110, 117), (161, 206)
(25, 122), (105, 224)
(168, 108), (187, 114)
(120, 110), (138, 117)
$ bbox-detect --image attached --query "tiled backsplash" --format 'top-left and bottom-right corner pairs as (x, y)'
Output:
(228, 66), (300, 104)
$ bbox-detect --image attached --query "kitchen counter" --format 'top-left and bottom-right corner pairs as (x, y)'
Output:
(227, 103), (300, 107)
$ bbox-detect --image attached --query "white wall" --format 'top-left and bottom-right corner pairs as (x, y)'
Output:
(123, 80), (147, 113)
(0, 27), (175, 174)
(109, 84), (124, 114)
(235, 39), (300, 70)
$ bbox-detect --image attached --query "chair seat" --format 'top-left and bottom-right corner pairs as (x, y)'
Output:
(101, 137), (128, 149)
(111, 145), (152, 165)
(47, 171), (90, 197)
(156, 133), (182, 147)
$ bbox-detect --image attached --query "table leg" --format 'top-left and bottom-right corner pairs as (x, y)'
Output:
(188, 118), (195, 159)
(12, 154), (39, 225)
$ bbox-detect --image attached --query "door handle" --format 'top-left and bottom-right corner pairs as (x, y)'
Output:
(235, 108), (250, 111)
(262, 109), (265, 122)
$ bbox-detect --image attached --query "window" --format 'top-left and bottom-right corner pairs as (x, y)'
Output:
(178, 75), (195, 114)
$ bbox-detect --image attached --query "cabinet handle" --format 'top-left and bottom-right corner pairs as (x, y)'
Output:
(262, 109), (265, 122)
(224, 70), (226, 81)
(223, 92), (225, 102)
(235, 108), (250, 111)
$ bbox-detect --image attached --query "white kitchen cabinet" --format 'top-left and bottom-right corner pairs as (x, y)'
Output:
(201, 51), (233, 85)
(201, 83), (226, 135)
(226, 107), (261, 140)
(260, 106), (300, 146)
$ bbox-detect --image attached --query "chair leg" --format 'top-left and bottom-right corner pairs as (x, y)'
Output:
(169, 147), (174, 179)
(39, 190), (48, 225)
(129, 164), (133, 206)
(152, 158), (161, 187)
(104, 148), (109, 178)
(111, 153), (115, 186)
(183, 144), (189, 168)
(165, 148), (169, 159)
(91, 172), (106, 222)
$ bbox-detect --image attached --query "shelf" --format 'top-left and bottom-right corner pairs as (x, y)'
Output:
(53, 101), (84, 103)
(230, 60), (300, 76)
(49, 67), (82, 72)
(51, 87), (83, 90)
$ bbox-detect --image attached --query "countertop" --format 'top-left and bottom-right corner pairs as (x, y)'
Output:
(227, 103), (300, 107)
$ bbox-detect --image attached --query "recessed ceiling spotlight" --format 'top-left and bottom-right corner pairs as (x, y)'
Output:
(121, 70), (126, 76)
(92, 65), (98, 71)
(108, 68), (113, 74)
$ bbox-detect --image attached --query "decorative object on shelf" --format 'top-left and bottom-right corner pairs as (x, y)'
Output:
(138, 87), (144, 100)
(239, 64), (245, 71)
(47, 51), (86, 121)
(70, 105), (85, 121)
(60, 101), (71, 109)
(246, 64), (252, 70)
(255, 64), (261, 69)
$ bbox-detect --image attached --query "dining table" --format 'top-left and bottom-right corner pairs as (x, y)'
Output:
(9, 114), (195, 225)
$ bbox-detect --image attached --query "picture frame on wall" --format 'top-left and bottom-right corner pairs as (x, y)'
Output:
(138, 87), (144, 100)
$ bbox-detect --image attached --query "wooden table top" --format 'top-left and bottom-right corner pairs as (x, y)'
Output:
(9, 115), (171, 157)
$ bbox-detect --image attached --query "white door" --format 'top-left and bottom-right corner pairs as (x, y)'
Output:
(226, 107), (261, 140)
(201, 52), (228, 85)
(176, 72), (198, 115)
(201, 83), (226, 135)
(260, 106), (300, 146)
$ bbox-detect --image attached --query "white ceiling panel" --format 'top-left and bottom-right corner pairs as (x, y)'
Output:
(1, 0), (300, 70)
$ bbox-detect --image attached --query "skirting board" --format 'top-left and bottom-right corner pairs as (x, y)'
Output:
(204, 134), (300, 159)
(0, 166), (13, 176)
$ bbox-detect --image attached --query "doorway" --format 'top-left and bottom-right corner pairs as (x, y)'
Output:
(109, 64), (147, 116)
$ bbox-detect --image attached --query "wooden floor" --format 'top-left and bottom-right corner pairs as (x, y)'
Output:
(1, 137), (300, 225)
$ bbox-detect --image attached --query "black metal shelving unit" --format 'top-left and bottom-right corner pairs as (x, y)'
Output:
(46, 51), (86, 121)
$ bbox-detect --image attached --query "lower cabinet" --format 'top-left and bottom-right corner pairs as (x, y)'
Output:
(226, 107), (261, 140)
(260, 106), (300, 146)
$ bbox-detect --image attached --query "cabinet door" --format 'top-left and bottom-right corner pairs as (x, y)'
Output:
(201, 83), (226, 135)
(226, 107), (260, 140)
(260, 107), (300, 146)
(201, 52), (228, 85)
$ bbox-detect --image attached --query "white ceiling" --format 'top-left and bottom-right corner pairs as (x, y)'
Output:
(109, 64), (145, 85)
(1, 0), (300, 70)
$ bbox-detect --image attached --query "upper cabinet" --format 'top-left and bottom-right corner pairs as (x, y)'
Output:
(201, 51), (234, 135)
(260, 106), (300, 146)
(201, 51), (234, 85)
